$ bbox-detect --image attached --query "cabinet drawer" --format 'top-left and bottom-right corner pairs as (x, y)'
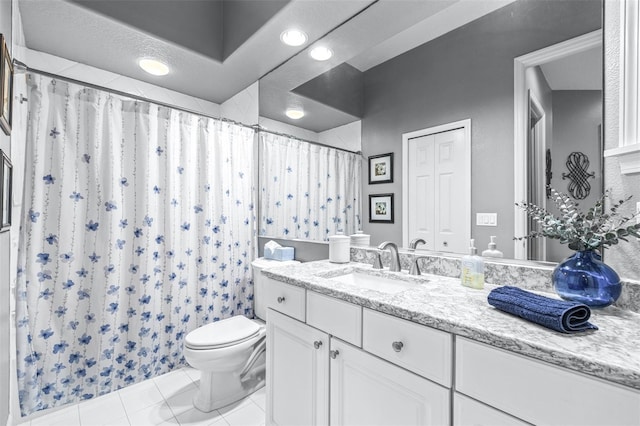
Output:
(453, 393), (530, 426)
(263, 277), (306, 322)
(307, 292), (362, 346)
(456, 337), (640, 426)
(362, 308), (452, 388)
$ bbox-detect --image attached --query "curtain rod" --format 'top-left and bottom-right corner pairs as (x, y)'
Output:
(12, 59), (257, 131)
(255, 126), (362, 155)
(14, 59), (362, 156)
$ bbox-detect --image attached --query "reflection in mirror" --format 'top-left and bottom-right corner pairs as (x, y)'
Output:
(258, 131), (362, 241)
(258, 0), (604, 263)
(515, 31), (603, 263)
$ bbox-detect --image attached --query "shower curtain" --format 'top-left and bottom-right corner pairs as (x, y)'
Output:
(15, 74), (256, 415)
(259, 132), (362, 241)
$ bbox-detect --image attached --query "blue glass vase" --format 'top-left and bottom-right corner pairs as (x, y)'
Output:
(552, 250), (621, 308)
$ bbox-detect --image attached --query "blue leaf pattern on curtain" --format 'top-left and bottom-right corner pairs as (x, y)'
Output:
(15, 74), (256, 415)
(259, 132), (362, 241)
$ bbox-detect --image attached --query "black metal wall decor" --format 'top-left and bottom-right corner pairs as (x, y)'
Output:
(545, 148), (552, 199)
(562, 151), (595, 200)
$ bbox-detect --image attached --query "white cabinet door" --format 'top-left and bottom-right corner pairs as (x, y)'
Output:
(266, 309), (329, 426)
(329, 338), (450, 426)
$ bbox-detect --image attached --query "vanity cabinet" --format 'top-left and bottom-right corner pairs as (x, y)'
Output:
(265, 280), (452, 426)
(264, 264), (640, 426)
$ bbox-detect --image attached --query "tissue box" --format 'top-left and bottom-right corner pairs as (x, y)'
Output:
(265, 246), (294, 261)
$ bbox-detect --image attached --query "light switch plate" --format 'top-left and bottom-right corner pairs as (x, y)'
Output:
(476, 213), (497, 227)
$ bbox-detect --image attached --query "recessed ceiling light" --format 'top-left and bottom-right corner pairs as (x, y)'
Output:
(280, 29), (308, 47)
(310, 46), (333, 61)
(139, 58), (169, 76)
(285, 108), (305, 120)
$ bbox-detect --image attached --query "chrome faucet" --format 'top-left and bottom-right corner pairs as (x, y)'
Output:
(409, 238), (426, 251)
(377, 241), (402, 272)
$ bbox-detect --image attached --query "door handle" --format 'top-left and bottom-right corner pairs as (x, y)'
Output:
(277, 296), (285, 303)
(330, 350), (340, 359)
(313, 340), (322, 349)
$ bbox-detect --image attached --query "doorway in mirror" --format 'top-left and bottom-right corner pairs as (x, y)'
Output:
(514, 30), (603, 262)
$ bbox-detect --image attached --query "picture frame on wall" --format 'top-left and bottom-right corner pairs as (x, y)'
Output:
(368, 152), (393, 184)
(1, 149), (12, 232)
(369, 193), (394, 223)
(0, 33), (13, 136)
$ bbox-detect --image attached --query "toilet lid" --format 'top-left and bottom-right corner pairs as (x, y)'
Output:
(185, 316), (261, 350)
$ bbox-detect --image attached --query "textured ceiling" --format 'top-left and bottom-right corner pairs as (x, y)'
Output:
(258, 0), (517, 132)
(22, 0), (591, 133)
(19, 0), (373, 104)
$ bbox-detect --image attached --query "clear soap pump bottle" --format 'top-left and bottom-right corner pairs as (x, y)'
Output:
(461, 239), (484, 289)
(482, 236), (504, 258)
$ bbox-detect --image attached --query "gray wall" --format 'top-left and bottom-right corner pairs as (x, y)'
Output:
(257, 236), (328, 263)
(549, 90), (602, 262)
(361, 0), (601, 258)
(0, 0), (12, 423)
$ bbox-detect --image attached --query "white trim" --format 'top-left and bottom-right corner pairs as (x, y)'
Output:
(402, 119), (471, 249)
(604, 142), (640, 174)
(513, 30), (602, 259)
(620, 0), (640, 149)
(528, 92), (547, 261)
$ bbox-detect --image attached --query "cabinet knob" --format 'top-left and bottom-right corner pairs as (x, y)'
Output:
(392, 341), (404, 352)
(277, 296), (285, 303)
(330, 350), (340, 359)
(313, 340), (323, 349)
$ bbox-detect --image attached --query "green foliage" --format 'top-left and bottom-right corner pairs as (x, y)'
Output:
(515, 188), (640, 251)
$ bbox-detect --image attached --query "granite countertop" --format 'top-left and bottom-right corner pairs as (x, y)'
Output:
(263, 260), (640, 392)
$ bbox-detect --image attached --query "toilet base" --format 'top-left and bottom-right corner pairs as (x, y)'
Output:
(193, 355), (266, 412)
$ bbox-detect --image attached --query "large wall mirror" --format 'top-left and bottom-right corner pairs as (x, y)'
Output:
(258, 0), (606, 265)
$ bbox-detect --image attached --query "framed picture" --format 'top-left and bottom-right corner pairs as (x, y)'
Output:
(0, 149), (11, 232)
(0, 33), (13, 136)
(368, 152), (393, 184)
(369, 193), (394, 223)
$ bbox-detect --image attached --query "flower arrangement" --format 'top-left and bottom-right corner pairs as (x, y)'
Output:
(515, 188), (640, 252)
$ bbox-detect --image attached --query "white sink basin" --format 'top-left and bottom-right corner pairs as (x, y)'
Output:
(329, 271), (414, 294)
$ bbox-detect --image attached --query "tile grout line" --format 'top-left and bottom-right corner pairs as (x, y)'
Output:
(115, 389), (132, 426)
(151, 376), (179, 424)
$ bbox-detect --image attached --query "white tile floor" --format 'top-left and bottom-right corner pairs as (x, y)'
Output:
(16, 368), (266, 426)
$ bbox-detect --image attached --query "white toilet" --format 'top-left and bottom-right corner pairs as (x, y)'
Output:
(183, 257), (299, 412)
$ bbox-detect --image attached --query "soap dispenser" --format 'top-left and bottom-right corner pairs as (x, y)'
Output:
(482, 236), (504, 258)
(461, 239), (484, 289)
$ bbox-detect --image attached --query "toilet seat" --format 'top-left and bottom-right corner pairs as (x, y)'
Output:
(185, 316), (262, 350)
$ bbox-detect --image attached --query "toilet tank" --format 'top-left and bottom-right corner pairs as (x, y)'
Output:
(251, 257), (300, 320)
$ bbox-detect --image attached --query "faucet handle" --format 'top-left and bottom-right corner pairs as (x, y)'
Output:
(409, 256), (429, 276)
(372, 252), (383, 269)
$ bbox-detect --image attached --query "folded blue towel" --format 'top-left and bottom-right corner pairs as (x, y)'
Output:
(487, 286), (598, 333)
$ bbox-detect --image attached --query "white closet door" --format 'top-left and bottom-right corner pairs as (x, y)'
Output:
(408, 127), (468, 253)
(408, 134), (436, 250)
